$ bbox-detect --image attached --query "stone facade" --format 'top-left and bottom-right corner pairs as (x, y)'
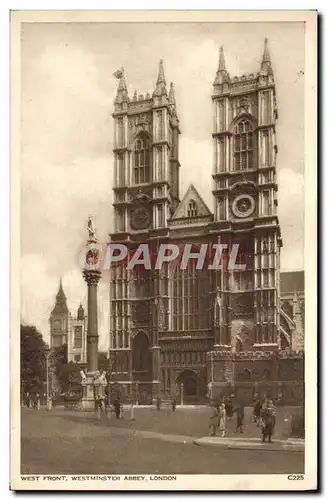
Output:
(108, 41), (305, 404)
(207, 349), (304, 406)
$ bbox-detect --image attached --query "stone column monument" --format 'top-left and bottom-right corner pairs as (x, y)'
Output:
(80, 217), (104, 410)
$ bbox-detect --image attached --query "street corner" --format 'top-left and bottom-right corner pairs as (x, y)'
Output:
(193, 436), (305, 453)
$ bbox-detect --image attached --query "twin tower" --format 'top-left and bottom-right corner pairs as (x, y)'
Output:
(108, 39), (282, 404)
(111, 38), (278, 232)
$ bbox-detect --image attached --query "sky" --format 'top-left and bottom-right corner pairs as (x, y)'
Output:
(20, 21), (305, 348)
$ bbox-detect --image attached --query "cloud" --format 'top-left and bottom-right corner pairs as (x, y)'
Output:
(21, 256), (110, 350)
(22, 155), (112, 201)
(278, 168), (304, 270)
(38, 44), (111, 106)
(21, 154), (114, 274)
(21, 254), (58, 343)
(179, 136), (213, 208)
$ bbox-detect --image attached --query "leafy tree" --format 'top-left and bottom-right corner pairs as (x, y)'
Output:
(52, 343), (68, 368)
(58, 361), (81, 395)
(51, 345), (82, 394)
(20, 324), (47, 396)
(51, 348), (110, 394)
(52, 344), (68, 393)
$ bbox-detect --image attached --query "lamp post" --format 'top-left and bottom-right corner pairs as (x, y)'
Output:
(130, 356), (134, 420)
(107, 356), (113, 420)
(45, 347), (52, 411)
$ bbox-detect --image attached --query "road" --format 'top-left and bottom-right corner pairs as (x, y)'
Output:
(21, 408), (304, 475)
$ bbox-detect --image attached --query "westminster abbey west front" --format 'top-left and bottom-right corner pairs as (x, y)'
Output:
(108, 39), (304, 405)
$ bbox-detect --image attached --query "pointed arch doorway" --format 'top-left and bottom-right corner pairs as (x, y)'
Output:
(176, 370), (200, 405)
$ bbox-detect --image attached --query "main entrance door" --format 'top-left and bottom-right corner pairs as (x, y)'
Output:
(176, 370), (200, 405)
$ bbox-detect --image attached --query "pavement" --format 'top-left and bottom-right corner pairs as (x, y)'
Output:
(24, 407), (304, 451)
(21, 408), (305, 475)
(194, 436), (305, 452)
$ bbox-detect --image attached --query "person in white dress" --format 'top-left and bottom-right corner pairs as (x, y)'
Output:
(218, 402), (227, 438)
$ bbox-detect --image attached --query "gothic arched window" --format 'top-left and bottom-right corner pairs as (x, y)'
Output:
(233, 119), (254, 171)
(171, 259), (211, 331)
(187, 199), (198, 217)
(132, 332), (151, 372)
(134, 137), (150, 184)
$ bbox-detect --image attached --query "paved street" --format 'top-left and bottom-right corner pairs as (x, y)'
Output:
(21, 407), (304, 475)
(93, 404), (300, 439)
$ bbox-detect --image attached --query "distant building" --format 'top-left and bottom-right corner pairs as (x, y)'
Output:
(49, 279), (69, 348)
(49, 280), (87, 363)
(68, 304), (87, 364)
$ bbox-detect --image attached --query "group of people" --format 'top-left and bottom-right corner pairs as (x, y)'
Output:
(22, 392), (41, 409)
(209, 399), (245, 437)
(209, 394), (277, 443)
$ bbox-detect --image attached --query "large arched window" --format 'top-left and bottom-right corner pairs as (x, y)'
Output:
(134, 138), (150, 184)
(171, 259), (211, 331)
(233, 119), (254, 171)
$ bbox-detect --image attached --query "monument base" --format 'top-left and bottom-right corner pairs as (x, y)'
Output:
(81, 370), (108, 412)
(81, 372), (97, 411)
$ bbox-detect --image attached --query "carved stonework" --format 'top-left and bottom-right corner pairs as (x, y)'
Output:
(85, 247), (100, 267)
(128, 113), (152, 135)
(128, 186), (152, 202)
(132, 301), (150, 323)
(128, 101), (152, 112)
(83, 269), (101, 286)
(87, 336), (99, 344)
(231, 80), (257, 94)
(231, 294), (254, 318)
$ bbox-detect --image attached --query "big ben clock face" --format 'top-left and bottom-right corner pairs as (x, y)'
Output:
(130, 207), (151, 230)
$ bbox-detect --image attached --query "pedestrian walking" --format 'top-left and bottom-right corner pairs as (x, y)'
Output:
(113, 397), (121, 419)
(253, 397), (262, 427)
(24, 392), (31, 408)
(225, 395), (234, 421)
(171, 397), (176, 412)
(156, 396), (161, 411)
(218, 402), (227, 437)
(233, 402), (245, 433)
(261, 398), (276, 443)
(209, 404), (219, 436)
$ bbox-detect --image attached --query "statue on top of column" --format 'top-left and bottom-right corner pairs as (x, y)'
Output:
(87, 216), (97, 242)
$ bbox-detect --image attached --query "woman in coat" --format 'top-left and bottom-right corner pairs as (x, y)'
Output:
(218, 403), (227, 437)
(261, 398), (276, 443)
